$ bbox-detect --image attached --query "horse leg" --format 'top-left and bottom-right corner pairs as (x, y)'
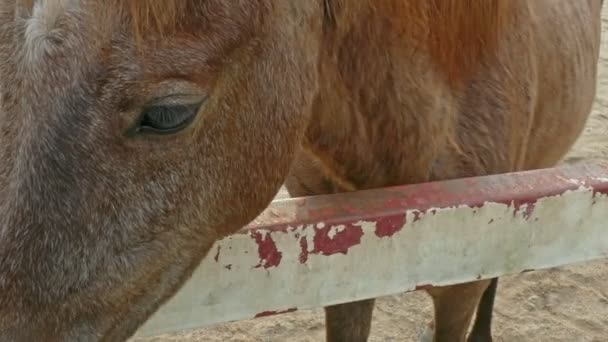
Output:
(325, 299), (376, 342)
(467, 278), (498, 342)
(420, 279), (492, 342)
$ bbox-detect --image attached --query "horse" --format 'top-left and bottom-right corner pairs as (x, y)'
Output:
(0, 0), (602, 341)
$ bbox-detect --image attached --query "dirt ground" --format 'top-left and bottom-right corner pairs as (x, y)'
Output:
(136, 7), (608, 342)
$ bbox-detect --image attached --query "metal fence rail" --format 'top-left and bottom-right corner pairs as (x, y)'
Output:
(134, 162), (608, 338)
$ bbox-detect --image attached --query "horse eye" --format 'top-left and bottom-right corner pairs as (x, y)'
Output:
(134, 102), (202, 135)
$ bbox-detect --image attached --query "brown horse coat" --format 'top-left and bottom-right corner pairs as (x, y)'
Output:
(0, 1), (602, 341)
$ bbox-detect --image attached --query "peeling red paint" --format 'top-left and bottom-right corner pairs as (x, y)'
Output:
(239, 163), (608, 272)
(374, 215), (407, 238)
(254, 308), (297, 318)
(251, 231), (282, 269)
(592, 187), (608, 197)
(312, 223), (363, 255)
(170, 162), (608, 332)
(244, 163), (608, 240)
(298, 223), (364, 263)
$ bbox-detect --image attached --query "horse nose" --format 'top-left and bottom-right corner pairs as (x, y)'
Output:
(0, 172), (99, 341)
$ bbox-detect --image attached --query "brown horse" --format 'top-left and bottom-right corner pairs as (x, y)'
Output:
(0, 0), (602, 341)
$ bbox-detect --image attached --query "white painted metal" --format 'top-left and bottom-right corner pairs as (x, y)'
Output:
(133, 185), (608, 338)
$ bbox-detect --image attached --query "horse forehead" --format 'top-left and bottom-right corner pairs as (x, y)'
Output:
(26, 0), (80, 28)
(22, 0), (85, 57)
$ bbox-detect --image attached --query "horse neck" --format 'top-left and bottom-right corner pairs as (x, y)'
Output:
(320, 0), (512, 85)
(302, 1), (448, 189)
(301, 0), (513, 189)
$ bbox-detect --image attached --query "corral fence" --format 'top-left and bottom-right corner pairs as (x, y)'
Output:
(134, 161), (608, 338)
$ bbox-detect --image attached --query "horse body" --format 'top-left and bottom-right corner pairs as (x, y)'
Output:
(289, 0), (602, 340)
(292, 0), (601, 193)
(0, 0), (602, 341)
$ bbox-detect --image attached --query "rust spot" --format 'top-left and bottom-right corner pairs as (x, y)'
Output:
(214, 246), (221, 262)
(415, 284), (434, 291)
(251, 231), (282, 269)
(224, 264), (232, 270)
(412, 211), (423, 222)
(374, 215), (407, 238)
(299, 236), (309, 263)
(512, 199), (537, 220)
(254, 307), (297, 318)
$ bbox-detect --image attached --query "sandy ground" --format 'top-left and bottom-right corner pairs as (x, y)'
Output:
(136, 7), (608, 342)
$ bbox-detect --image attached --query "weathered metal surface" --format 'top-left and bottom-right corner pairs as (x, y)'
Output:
(134, 162), (608, 338)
